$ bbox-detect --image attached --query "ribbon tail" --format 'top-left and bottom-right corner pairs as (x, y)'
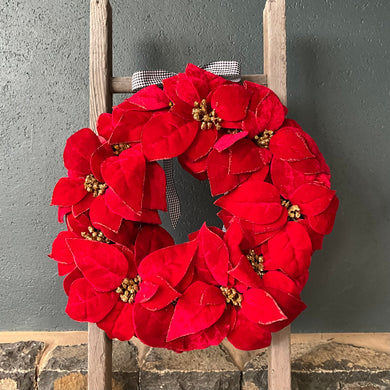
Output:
(163, 159), (181, 229)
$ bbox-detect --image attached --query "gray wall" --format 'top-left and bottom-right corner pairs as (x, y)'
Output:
(0, 0), (389, 332)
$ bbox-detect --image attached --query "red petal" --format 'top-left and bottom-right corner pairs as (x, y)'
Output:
(260, 287), (306, 332)
(101, 147), (146, 215)
(176, 73), (200, 106)
(308, 195), (339, 235)
(229, 138), (264, 174)
(207, 149), (250, 196)
(178, 153), (208, 180)
(214, 131), (248, 152)
(243, 81), (271, 111)
(63, 128), (101, 176)
(99, 220), (139, 247)
(104, 188), (161, 224)
(66, 239), (128, 292)
(58, 206), (71, 223)
(228, 311), (271, 351)
(90, 143), (114, 183)
(241, 110), (259, 139)
(71, 193), (93, 218)
(142, 112), (198, 161)
(269, 127), (315, 161)
(63, 268), (83, 296)
(262, 271), (300, 297)
(271, 158), (329, 199)
(125, 85), (170, 110)
(214, 180), (283, 225)
(183, 128), (218, 161)
(223, 219), (246, 266)
(97, 300), (134, 341)
(290, 183), (336, 216)
(51, 177), (86, 207)
(110, 109), (151, 144)
(241, 289), (287, 325)
(143, 162), (167, 211)
(134, 225), (174, 265)
(138, 240), (197, 288)
(229, 255), (263, 289)
(197, 224), (229, 286)
(166, 281), (226, 341)
(185, 64), (228, 98)
(255, 92), (286, 132)
(133, 303), (174, 348)
(138, 276), (181, 311)
(49, 231), (77, 264)
(266, 222), (312, 279)
(96, 113), (113, 140)
(66, 278), (118, 322)
(211, 84), (251, 122)
(168, 306), (233, 352)
(57, 262), (76, 277)
(89, 195), (122, 233)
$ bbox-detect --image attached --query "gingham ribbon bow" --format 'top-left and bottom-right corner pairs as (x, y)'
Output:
(132, 61), (242, 228)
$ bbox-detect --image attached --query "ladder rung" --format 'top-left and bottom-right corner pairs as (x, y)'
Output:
(111, 74), (267, 94)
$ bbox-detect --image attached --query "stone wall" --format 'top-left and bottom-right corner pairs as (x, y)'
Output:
(0, 333), (389, 390)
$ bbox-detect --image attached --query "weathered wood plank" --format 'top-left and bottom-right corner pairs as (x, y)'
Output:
(90, 0), (112, 129)
(263, 0), (287, 104)
(88, 323), (112, 390)
(89, 0), (113, 389)
(268, 325), (291, 390)
(111, 74), (267, 94)
(264, 1), (290, 389)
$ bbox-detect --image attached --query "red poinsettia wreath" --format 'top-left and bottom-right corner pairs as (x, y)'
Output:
(50, 64), (338, 351)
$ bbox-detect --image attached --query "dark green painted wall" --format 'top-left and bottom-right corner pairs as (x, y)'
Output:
(0, 0), (389, 332)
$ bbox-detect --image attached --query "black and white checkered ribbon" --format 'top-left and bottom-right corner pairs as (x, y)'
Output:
(133, 61), (241, 229)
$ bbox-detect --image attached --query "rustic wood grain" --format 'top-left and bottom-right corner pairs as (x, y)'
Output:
(89, 0), (113, 389)
(264, 1), (290, 389)
(111, 74), (267, 94)
(89, 0), (112, 129)
(263, 0), (287, 104)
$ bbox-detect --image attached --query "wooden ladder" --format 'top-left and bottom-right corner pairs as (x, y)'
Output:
(88, 0), (290, 389)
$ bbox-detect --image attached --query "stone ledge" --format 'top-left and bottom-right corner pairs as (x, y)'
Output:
(0, 333), (388, 390)
(0, 341), (44, 390)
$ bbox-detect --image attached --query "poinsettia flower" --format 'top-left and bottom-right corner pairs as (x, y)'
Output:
(133, 240), (199, 347)
(207, 138), (269, 196)
(66, 211), (139, 248)
(142, 64), (246, 162)
(97, 85), (170, 144)
(269, 126), (331, 198)
(101, 144), (167, 224)
(51, 128), (125, 233)
(166, 225), (305, 351)
(215, 172), (338, 246)
(64, 239), (141, 340)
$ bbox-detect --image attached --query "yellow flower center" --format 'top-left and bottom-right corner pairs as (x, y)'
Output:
(220, 286), (242, 307)
(192, 99), (222, 130)
(81, 226), (112, 244)
(246, 249), (265, 277)
(281, 198), (301, 221)
(111, 143), (131, 156)
(116, 275), (141, 304)
(254, 130), (274, 148)
(84, 174), (107, 197)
